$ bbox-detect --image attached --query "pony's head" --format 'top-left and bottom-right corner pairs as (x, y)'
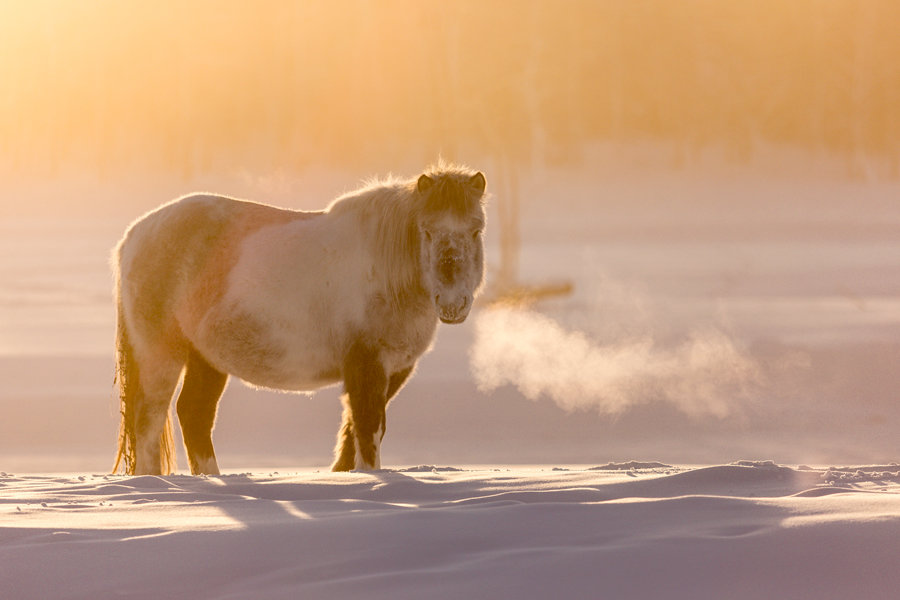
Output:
(415, 167), (487, 324)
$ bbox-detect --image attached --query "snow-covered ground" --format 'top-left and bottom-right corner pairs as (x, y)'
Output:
(4, 462), (900, 599)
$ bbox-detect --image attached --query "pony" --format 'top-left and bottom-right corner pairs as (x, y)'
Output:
(111, 164), (487, 475)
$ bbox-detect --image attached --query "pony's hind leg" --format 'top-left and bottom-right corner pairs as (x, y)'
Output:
(113, 307), (183, 476)
(132, 354), (183, 475)
(176, 349), (228, 475)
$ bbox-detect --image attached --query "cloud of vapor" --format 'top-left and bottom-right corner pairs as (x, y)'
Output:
(470, 305), (761, 419)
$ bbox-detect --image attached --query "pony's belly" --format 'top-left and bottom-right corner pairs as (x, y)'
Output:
(227, 347), (342, 392)
(192, 338), (340, 393)
(191, 296), (346, 392)
(240, 371), (342, 393)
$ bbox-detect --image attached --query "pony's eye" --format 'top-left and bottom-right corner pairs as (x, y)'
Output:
(471, 229), (481, 240)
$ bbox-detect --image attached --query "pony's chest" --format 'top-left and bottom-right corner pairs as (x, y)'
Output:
(372, 306), (438, 373)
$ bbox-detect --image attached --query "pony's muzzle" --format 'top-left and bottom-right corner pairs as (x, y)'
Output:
(436, 294), (470, 324)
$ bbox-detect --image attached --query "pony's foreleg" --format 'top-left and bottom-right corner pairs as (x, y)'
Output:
(386, 366), (414, 405)
(331, 360), (415, 472)
(332, 342), (388, 471)
(331, 404), (357, 472)
(176, 349), (228, 475)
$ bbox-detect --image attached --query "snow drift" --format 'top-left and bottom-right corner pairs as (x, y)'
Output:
(3, 462), (900, 600)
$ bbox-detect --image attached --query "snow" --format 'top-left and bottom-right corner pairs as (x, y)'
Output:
(3, 463), (900, 599)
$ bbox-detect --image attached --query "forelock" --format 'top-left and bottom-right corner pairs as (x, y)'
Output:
(420, 165), (485, 217)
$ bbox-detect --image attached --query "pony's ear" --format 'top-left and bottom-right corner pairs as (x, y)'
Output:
(469, 172), (486, 195)
(417, 174), (435, 195)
